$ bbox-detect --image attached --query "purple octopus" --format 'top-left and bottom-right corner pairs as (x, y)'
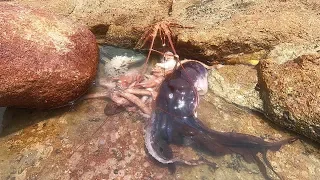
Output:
(144, 61), (297, 180)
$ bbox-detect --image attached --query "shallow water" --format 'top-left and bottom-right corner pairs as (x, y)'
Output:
(0, 46), (319, 180)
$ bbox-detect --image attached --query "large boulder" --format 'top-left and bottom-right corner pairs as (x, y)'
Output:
(0, 3), (98, 109)
(257, 54), (320, 143)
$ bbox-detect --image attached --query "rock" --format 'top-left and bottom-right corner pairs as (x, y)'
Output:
(14, 0), (173, 47)
(208, 65), (263, 111)
(173, 0), (320, 61)
(267, 42), (320, 64)
(0, 37), (319, 180)
(257, 54), (320, 143)
(13, 0), (320, 62)
(0, 3), (98, 109)
(1, 91), (319, 180)
(0, 107), (5, 133)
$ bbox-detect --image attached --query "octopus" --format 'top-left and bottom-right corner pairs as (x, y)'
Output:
(84, 21), (298, 180)
(145, 60), (297, 180)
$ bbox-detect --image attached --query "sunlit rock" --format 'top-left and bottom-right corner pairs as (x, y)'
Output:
(0, 3), (98, 108)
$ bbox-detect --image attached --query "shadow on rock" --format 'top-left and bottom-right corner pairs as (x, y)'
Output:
(0, 106), (75, 137)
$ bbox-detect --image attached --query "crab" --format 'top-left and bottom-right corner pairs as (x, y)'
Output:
(135, 20), (184, 68)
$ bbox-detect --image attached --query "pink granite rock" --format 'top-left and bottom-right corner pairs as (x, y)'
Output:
(0, 3), (98, 108)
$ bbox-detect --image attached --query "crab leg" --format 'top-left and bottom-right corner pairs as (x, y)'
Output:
(110, 92), (131, 106)
(142, 31), (157, 73)
(124, 88), (152, 96)
(163, 26), (177, 55)
(82, 91), (110, 100)
(119, 92), (152, 115)
(135, 27), (151, 49)
(98, 79), (117, 89)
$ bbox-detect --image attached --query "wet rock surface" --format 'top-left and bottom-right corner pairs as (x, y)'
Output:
(0, 92), (319, 180)
(257, 54), (320, 143)
(0, 3), (98, 108)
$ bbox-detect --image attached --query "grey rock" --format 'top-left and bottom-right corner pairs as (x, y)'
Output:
(268, 42), (320, 64)
(208, 65), (263, 111)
